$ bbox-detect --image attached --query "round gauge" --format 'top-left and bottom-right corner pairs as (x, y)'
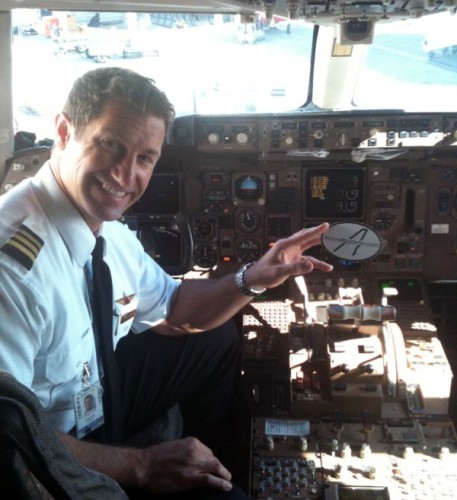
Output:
(194, 218), (216, 241)
(236, 238), (261, 262)
(234, 175), (262, 201)
(237, 209), (261, 233)
(194, 245), (218, 269)
(203, 188), (228, 213)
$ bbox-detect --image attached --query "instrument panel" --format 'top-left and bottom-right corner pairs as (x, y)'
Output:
(250, 416), (457, 499)
(173, 112), (457, 153)
(123, 111), (457, 284)
(2, 111), (456, 283)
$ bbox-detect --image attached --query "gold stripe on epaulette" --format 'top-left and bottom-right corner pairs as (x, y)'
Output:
(1, 224), (44, 271)
(13, 231), (41, 257)
(6, 239), (36, 261)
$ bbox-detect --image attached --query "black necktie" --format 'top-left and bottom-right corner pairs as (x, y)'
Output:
(91, 236), (122, 443)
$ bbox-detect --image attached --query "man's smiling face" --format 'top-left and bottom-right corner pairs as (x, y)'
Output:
(52, 100), (166, 233)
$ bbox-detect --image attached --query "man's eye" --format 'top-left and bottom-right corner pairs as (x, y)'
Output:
(138, 155), (156, 167)
(99, 138), (120, 152)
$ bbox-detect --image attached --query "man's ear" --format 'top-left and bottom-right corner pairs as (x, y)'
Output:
(55, 113), (72, 148)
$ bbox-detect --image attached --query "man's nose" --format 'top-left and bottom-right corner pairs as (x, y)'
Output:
(112, 156), (136, 185)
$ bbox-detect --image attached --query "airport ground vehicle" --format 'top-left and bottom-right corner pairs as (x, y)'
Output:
(1, 1), (457, 498)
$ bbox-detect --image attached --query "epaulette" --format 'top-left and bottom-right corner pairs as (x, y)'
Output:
(0, 224), (44, 271)
(118, 215), (138, 231)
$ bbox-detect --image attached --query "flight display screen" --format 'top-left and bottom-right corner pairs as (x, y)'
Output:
(131, 173), (181, 215)
(335, 486), (390, 500)
(305, 168), (364, 219)
(139, 221), (183, 273)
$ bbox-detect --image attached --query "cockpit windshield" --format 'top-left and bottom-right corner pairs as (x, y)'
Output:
(356, 12), (457, 112)
(11, 8), (457, 140)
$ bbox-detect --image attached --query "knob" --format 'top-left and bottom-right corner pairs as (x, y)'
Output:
(208, 132), (220, 145)
(368, 466), (376, 479)
(403, 446), (414, 459)
(338, 131), (348, 146)
(295, 436), (308, 451)
(360, 443), (372, 459)
(264, 435), (274, 451)
(236, 132), (248, 145)
(340, 443), (351, 459)
(364, 364), (375, 374)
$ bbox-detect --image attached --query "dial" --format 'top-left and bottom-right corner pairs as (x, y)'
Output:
(194, 245), (218, 269)
(194, 218), (217, 241)
(237, 209), (261, 233)
(234, 175), (262, 201)
(236, 238), (261, 262)
(203, 187), (228, 213)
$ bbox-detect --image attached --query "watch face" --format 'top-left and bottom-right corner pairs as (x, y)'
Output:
(321, 222), (382, 261)
(235, 263), (266, 296)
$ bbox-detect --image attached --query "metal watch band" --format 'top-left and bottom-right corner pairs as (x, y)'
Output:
(235, 262), (266, 297)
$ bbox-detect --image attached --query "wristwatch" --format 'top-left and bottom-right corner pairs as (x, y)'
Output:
(235, 262), (266, 297)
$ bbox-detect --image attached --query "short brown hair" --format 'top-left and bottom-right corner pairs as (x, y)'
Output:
(63, 67), (175, 137)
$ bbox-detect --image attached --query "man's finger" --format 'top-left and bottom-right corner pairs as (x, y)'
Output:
(197, 473), (233, 492)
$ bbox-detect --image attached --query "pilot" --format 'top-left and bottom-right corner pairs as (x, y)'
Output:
(0, 67), (333, 498)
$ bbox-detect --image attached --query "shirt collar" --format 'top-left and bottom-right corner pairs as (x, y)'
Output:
(32, 163), (96, 267)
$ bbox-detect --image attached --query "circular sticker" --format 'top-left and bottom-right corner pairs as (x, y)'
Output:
(321, 222), (383, 261)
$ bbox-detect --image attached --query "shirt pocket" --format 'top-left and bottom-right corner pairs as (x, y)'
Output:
(43, 329), (95, 409)
(113, 294), (138, 349)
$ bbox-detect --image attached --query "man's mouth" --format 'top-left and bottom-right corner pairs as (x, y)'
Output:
(102, 182), (126, 198)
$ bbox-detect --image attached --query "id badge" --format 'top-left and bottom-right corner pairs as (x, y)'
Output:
(73, 381), (104, 439)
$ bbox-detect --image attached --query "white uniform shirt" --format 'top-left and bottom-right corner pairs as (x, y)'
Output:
(0, 163), (180, 432)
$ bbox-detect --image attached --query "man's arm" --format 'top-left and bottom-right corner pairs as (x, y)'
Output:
(158, 223), (333, 334)
(58, 432), (233, 494)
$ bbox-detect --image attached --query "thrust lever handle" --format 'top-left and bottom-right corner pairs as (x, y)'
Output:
(328, 304), (396, 322)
